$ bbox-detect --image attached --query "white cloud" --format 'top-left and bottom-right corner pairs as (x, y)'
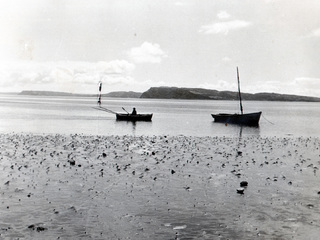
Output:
(0, 60), (168, 93)
(198, 80), (237, 91)
(0, 60), (136, 93)
(294, 77), (320, 85)
(99, 76), (166, 92)
(198, 78), (320, 98)
(293, 77), (320, 95)
(199, 20), (252, 35)
(174, 1), (190, 6)
(245, 80), (282, 94)
(243, 78), (320, 97)
(222, 57), (232, 62)
(305, 28), (320, 38)
(128, 42), (167, 63)
(96, 60), (135, 74)
(217, 11), (231, 20)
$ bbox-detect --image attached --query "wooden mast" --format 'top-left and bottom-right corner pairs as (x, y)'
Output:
(237, 67), (243, 115)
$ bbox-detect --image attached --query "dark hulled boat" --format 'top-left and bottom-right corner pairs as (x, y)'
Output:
(93, 106), (153, 122)
(211, 112), (261, 126)
(211, 67), (262, 126)
(93, 82), (153, 122)
(116, 113), (153, 121)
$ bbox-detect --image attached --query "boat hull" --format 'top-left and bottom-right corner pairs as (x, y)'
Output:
(211, 111), (262, 126)
(116, 113), (153, 122)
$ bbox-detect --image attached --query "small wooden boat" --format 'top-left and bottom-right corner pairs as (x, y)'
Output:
(93, 83), (153, 122)
(212, 67), (262, 126)
(116, 113), (153, 121)
(93, 106), (153, 122)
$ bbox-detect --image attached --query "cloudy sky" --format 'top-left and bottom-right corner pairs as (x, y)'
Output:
(1, 0), (320, 97)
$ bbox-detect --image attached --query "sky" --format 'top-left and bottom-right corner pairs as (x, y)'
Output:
(0, 0), (320, 97)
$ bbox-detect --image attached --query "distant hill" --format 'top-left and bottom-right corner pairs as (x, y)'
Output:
(18, 90), (95, 97)
(18, 90), (142, 98)
(105, 91), (142, 98)
(18, 88), (320, 102)
(140, 87), (320, 102)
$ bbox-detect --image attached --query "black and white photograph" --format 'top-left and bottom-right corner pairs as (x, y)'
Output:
(1, 0), (320, 239)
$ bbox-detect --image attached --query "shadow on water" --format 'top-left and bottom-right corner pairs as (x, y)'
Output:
(114, 121), (136, 135)
(114, 120), (154, 136)
(211, 122), (260, 137)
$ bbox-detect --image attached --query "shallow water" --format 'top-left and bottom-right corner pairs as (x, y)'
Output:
(0, 94), (319, 137)
(1, 94), (320, 239)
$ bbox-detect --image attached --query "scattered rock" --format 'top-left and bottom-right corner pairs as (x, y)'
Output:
(28, 224), (47, 232)
(36, 226), (47, 232)
(306, 204), (314, 209)
(240, 181), (248, 187)
(237, 188), (245, 194)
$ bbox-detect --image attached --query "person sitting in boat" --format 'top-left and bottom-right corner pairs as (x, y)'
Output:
(131, 107), (137, 115)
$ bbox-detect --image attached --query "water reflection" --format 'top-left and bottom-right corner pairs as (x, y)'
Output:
(114, 120), (138, 135)
(211, 122), (260, 137)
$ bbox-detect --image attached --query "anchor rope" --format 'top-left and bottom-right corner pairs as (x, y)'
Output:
(262, 113), (274, 125)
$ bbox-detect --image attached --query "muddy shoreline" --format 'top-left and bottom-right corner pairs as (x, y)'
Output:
(1, 133), (319, 239)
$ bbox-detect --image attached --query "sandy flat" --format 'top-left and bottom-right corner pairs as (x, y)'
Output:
(0, 133), (319, 239)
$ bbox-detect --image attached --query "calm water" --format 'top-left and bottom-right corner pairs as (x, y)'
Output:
(0, 94), (319, 137)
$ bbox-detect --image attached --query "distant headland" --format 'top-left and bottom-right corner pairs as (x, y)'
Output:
(18, 87), (320, 102)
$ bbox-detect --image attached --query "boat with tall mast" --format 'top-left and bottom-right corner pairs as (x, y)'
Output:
(211, 67), (261, 126)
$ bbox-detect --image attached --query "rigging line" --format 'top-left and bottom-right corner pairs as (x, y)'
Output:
(262, 113), (274, 125)
(97, 81), (102, 106)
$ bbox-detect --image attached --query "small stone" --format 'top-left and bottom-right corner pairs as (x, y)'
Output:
(237, 188), (245, 194)
(240, 181), (248, 187)
(28, 224), (35, 229)
(306, 204), (314, 209)
(36, 226), (47, 232)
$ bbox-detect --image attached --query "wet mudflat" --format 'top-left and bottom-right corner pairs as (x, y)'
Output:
(0, 133), (320, 239)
